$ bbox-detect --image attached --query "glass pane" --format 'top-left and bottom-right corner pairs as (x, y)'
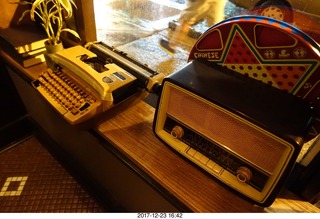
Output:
(93, 0), (320, 75)
(93, 0), (243, 75)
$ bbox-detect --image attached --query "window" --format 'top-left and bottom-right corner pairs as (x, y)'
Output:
(73, 0), (320, 75)
(73, 0), (246, 75)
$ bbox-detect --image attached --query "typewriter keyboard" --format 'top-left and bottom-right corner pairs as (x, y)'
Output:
(33, 68), (100, 124)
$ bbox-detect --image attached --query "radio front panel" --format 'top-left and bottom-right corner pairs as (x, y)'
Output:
(155, 82), (294, 205)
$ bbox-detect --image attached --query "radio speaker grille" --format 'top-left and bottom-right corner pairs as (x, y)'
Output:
(167, 86), (286, 174)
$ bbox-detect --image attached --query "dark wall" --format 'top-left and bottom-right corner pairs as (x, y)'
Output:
(0, 59), (26, 126)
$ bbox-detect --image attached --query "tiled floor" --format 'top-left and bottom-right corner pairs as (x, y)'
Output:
(0, 120), (109, 212)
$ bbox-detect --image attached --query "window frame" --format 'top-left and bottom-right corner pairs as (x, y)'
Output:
(64, 0), (97, 46)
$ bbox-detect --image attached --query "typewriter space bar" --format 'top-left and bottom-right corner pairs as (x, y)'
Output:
(37, 86), (68, 115)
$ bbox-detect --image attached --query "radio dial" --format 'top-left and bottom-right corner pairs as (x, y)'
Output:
(171, 125), (184, 139)
(236, 166), (252, 183)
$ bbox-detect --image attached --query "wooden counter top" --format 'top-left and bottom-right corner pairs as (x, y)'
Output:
(1, 48), (319, 213)
(94, 98), (263, 212)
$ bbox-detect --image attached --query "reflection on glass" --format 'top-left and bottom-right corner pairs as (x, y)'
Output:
(93, 0), (320, 75)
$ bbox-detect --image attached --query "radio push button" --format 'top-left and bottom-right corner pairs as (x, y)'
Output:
(193, 151), (203, 160)
(211, 163), (223, 174)
(199, 155), (209, 165)
(236, 166), (252, 183)
(186, 147), (196, 156)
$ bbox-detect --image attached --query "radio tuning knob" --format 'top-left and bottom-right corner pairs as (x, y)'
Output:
(236, 166), (252, 183)
(171, 125), (184, 139)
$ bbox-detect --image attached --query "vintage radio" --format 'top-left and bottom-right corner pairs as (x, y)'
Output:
(153, 60), (314, 207)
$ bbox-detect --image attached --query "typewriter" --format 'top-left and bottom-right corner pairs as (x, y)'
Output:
(32, 42), (164, 126)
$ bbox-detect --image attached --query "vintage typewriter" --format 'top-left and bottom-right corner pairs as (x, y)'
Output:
(32, 42), (164, 126)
